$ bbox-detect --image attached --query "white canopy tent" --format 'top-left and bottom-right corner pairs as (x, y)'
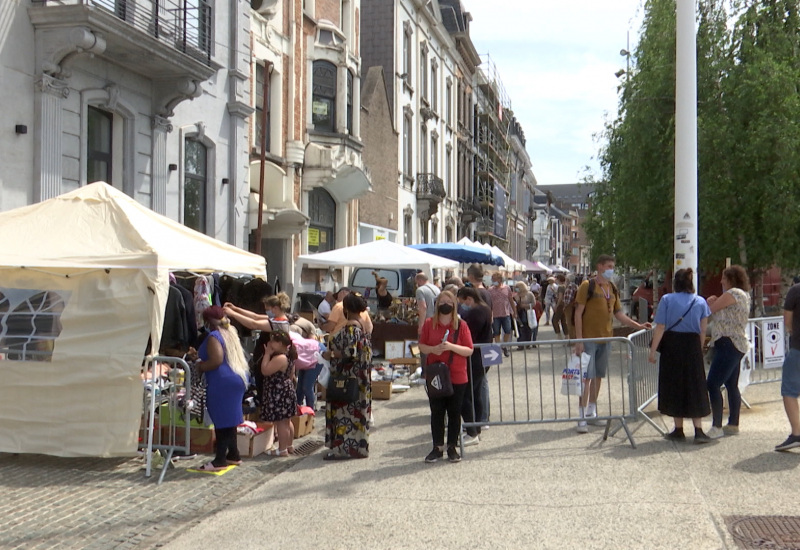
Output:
(0, 183), (266, 457)
(295, 240), (459, 273)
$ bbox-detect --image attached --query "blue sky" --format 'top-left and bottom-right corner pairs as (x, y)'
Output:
(463, 0), (644, 185)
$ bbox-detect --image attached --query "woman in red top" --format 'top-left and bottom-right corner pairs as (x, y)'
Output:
(418, 290), (474, 463)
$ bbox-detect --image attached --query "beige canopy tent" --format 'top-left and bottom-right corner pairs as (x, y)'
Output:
(0, 183), (266, 457)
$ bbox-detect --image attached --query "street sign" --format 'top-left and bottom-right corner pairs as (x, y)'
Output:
(482, 344), (503, 366)
(762, 319), (785, 369)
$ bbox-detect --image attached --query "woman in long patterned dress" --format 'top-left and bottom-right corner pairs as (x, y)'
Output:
(323, 293), (372, 460)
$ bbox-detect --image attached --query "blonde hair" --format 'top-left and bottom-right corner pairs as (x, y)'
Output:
(432, 290), (460, 331)
(216, 324), (249, 386)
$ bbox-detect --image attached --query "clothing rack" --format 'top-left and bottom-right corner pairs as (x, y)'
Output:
(140, 355), (192, 485)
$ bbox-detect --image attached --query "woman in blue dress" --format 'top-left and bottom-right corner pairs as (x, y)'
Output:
(189, 305), (249, 471)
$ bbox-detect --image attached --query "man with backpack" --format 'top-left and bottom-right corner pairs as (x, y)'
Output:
(573, 255), (650, 433)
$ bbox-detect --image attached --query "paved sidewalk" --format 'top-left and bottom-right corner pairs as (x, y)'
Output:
(160, 351), (800, 550)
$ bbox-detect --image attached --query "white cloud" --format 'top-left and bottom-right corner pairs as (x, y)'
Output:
(462, 0), (643, 184)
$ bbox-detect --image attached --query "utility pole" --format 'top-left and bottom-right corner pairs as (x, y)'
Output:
(675, 0), (698, 288)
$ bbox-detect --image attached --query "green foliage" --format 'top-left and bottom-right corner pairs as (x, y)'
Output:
(587, 0), (800, 275)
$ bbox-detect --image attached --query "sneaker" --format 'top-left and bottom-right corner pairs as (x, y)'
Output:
(664, 430), (686, 442)
(722, 424), (740, 436)
(775, 434), (800, 452)
(576, 420), (588, 434)
(447, 446), (461, 463)
(424, 447), (444, 463)
(707, 426), (724, 439)
(693, 431), (711, 444)
(503, 348), (510, 357)
(462, 434), (480, 447)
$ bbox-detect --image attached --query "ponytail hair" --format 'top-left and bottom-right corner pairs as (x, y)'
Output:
(270, 331), (298, 361)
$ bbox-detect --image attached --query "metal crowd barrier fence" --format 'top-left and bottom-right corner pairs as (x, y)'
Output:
(141, 355), (192, 485)
(743, 316), (784, 386)
(460, 337), (638, 456)
(627, 317), (785, 436)
(625, 329), (663, 435)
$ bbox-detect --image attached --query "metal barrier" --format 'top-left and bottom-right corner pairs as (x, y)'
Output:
(141, 355), (192, 485)
(626, 329), (663, 435)
(744, 316), (784, 386)
(627, 317), (786, 436)
(460, 337), (638, 455)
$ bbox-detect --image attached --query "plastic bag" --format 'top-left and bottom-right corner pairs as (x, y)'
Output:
(527, 307), (538, 329)
(738, 354), (751, 393)
(560, 352), (590, 396)
(316, 351), (331, 387)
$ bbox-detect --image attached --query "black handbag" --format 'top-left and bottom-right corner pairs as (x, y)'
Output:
(425, 326), (460, 398)
(327, 374), (359, 402)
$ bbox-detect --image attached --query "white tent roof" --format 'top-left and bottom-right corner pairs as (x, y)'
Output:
(296, 240), (458, 272)
(0, 182), (267, 275)
(458, 238), (524, 272)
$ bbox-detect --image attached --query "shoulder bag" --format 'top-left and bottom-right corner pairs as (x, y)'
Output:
(425, 326), (460, 398)
(326, 321), (363, 403)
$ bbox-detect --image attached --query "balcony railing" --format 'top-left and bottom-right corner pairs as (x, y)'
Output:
(416, 173), (446, 199)
(32, 0), (212, 66)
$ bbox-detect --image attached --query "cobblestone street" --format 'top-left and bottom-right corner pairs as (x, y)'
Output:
(0, 441), (317, 550)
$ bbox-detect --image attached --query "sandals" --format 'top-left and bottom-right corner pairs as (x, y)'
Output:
(265, 448), (289, 457)
(195, 461), (227, 472)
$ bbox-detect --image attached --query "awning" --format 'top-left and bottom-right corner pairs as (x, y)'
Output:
(409, 243), (505, 266)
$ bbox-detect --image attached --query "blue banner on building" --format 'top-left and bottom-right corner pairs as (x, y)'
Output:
(493, 180), (506, 239)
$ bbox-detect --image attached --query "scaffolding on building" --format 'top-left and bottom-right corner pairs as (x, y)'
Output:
(473, 54), (513, 248)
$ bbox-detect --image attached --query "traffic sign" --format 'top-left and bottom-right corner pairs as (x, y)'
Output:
(482, 344), (503, 366)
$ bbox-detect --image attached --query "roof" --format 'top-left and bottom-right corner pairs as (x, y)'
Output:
(537, 183), (595, 206)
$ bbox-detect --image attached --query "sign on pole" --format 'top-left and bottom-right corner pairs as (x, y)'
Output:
(481, 344), (503, 367)
(762, 319), (785, 369)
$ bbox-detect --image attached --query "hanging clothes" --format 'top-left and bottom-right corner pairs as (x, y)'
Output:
(194, 277), (211, 328)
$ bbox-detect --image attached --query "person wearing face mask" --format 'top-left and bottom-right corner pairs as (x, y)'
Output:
(185, 306), (250, 471)
(223, 294), (290, 334)
(572, 255), (650, 434)
(418, 291), (474, 463)
(456, 287), (493, 446)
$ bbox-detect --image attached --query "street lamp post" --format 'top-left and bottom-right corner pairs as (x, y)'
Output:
(675, 0), (698, 287)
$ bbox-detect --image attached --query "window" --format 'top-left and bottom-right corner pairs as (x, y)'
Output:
(403, 111), (412, 176)
(255, 63), (271, 152)
(446, 80), (452, 125)
(184, 137), (207, 233)
(308, 188), (336, 253)
(431, 220), (438, 243)
(445, 148), (451, 194)
(420, 44), (428, 102)
(402, 24), (412, 83)
(431, 62), (438, 112)
(347, 70), (353, 135)
(0, 288), (69, 362)
(446, 226), (453, 243)
(87, 106), (113, 184)
(420, 125), (428, 172)
(430, 134), (438, 176)
(312, 60), (337, 133)
(403, 214), (412, 245)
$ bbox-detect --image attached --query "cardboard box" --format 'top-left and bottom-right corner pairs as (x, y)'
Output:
(161, 425), (216, 454)
(372, 380), (392, 400)
(291, 414), (315, 438)
(316, 382), (326, 403)
(236, 425), (275, 458)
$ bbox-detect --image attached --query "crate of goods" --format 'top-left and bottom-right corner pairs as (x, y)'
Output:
(236, 423), (275, 458)
(372, 380), (392, 400)
(291, 414), (314, 438)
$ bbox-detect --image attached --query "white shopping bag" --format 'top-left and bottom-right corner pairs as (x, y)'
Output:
(738, 354), (751, 393)
(561, 352), (591, 396)
(527, 307), (538, 329)
(316, 351), (331, 388)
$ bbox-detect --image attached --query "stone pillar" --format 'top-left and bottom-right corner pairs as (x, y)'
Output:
(151, 115), (173, 215)
(352, 73), (361, 140)
(34, 74), (69, 201)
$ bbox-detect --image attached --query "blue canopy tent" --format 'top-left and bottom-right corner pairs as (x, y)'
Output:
(408, 243), (505, 266)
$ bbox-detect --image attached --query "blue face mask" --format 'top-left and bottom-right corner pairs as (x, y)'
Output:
(460, 303), (471, 312)
(603, 269), (615, 280)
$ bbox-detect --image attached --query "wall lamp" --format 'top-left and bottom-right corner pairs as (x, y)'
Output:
(221, 178), (230, 185)
(168, 163), (178, 171)
(15, 125), (27, 135)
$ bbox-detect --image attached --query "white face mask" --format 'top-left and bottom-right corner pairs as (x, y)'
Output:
(602, 268), (615, 280)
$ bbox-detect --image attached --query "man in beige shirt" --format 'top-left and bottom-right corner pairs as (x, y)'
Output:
(323, 288), (373, 335)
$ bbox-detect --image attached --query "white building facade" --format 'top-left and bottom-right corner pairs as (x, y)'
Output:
(1, 0), (253, 247)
